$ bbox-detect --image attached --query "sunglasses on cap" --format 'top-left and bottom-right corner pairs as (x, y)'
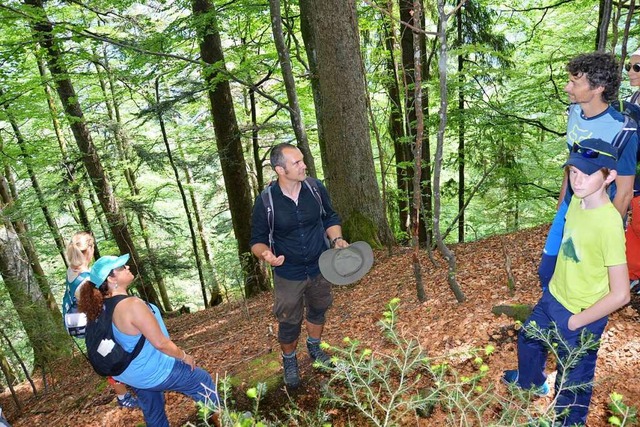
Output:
(571, 142), (617, 160)
(625, 62), (640, 72)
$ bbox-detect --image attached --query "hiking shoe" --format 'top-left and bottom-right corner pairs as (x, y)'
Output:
(282, 353), (300, 388)
(631, 279), (639, 292)
(502, 370), (550, 397)
(307, 340), (333, 367)
(117, 392), (139, 408)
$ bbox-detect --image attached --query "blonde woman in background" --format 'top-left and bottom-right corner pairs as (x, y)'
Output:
(63, 232), (139, 409)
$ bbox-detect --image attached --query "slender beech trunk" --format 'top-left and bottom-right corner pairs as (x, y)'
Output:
(399, 0), (428, 243)
(35, 54), (95, 245)
(434, 0), (465, 303)
(1, 326), (37, 397)
(155, 79), (209, 308)
(269, 0), (317, 178)
(176, 139), (224, 306)
(0, 349), (22, 410)
(410, 1), (426, 302)
(0, 220), (69, 369)
(191, 0), (270, 297)
(94, 51), (171, 311)
(457, 7), (465, 243)
(24, 0), (161, 307)
(382, 2), (409, 235)
(0, 172), (62, 317)
(0, 95), (68, 267)
(596, 0), (612, 51)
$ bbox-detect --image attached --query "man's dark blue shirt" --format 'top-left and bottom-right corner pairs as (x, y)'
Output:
(250, 178), (341, 280)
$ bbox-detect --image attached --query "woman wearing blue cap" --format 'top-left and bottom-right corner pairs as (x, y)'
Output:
(78, 254), (220, 427)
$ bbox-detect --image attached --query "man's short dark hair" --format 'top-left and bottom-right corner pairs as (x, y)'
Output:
(270, 143), (296, 169)
(566, 52), (621, 103)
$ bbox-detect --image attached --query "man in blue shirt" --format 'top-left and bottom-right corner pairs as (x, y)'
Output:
(250, 143), (349, 388)
(538, 52), (638, 289)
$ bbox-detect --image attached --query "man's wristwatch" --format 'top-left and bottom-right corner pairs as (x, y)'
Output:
(331, 236), (344, 247)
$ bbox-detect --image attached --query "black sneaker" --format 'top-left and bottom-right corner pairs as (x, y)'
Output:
(282, 353), (300, 388)
(307, 340), (333, 367)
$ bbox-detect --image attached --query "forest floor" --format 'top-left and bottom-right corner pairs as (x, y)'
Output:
(2, 224), (640, 427)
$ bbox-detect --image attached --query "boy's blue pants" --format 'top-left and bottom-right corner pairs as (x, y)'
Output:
(517, 291), (607, 426)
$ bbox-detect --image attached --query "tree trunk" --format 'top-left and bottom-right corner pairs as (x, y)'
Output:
(269, 0), (317, 178)
(0, 327), (37, 396)
(0, 222), (69, 369)
(0, 349), (22, 411)
(176, 139), (224, 306)
(299, 0), (328, 172)
(596, 0), (612, 51)
(382, 1), (408, 236)
(434, 0), (465, 302)
(410, 0), (426, 302)
(0, 95), (68, 268)
(35, 53), (96, 249)
(457, 6), (466, 243)
(399, 0), (429, 244)
(94, 50), (171, 312)
(155, 78), (209, 308)
(191, 0), (270, 297)
(0, 173), (62, 318)
(24, 0), (161, 307)
(299, 0), (394, 247)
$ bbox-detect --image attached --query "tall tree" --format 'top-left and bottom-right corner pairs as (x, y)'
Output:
(23, 0), (161, 308)
(0, 220), (69, 369)
(434, 0), (465, 303)
(596, 0), (613, 51)
(269, 0), (317, 177)
(299, 0), (394, 246)
(191, 0), (270, 297)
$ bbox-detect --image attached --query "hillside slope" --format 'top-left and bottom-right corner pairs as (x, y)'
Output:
(2, 224), (639, 426)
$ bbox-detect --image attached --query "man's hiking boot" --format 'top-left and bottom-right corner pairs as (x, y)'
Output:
(117, 392), (139, 408)
(282, 353), (300, 389)
(502, 370), (550, 397)
(307, 340), (333, 367)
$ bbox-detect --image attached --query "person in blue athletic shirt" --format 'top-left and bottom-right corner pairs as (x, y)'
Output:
(78, 254), (220, 427)
(538, 52), (638, 289)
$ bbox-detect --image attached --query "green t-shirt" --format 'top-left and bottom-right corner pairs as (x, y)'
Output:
(550, 197), (626, 314)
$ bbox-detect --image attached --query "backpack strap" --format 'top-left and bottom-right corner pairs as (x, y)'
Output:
(261, 178), (329, 254)
(104, 295), (146, 359)
(260, 182), (276, 253)
(303, 177), (326, 218)
(631, 91), (640, 105)
(611, 114), (637, 157)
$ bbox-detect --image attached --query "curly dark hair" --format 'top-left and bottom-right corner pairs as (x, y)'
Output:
(566, 52), (621, 103)
(78, 280), (109, 322)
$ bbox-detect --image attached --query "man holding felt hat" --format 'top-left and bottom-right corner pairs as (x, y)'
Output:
(250, 143), (354, 389)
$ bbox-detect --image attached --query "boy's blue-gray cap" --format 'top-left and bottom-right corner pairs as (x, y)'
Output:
(564, 138), (618, 175)
(89, 254), (130, 288)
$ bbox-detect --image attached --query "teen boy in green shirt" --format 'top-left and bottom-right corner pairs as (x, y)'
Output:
(503, 138), (630, 426)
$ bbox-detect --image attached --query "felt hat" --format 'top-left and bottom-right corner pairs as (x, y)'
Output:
(89, 254), (130, 288)
(564, 138), (618, 175)
(319, 241), (374, 285)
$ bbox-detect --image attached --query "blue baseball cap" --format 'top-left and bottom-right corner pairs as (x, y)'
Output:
(89, 254), (130, 288)
(564, 138), (618, 175)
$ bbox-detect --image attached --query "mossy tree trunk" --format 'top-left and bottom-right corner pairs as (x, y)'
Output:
(299, 0), (394, 247)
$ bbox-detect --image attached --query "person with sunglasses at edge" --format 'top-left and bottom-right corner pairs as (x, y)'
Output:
(78, 254), (221, 427)
(612, 48), (640, 291)
(537, 52), (638, 291)
(504, 138), (630, 426)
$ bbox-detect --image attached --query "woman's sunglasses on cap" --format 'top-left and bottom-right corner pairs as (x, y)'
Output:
(571, 143), (617, 160)
(625, 62), (640, 73)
